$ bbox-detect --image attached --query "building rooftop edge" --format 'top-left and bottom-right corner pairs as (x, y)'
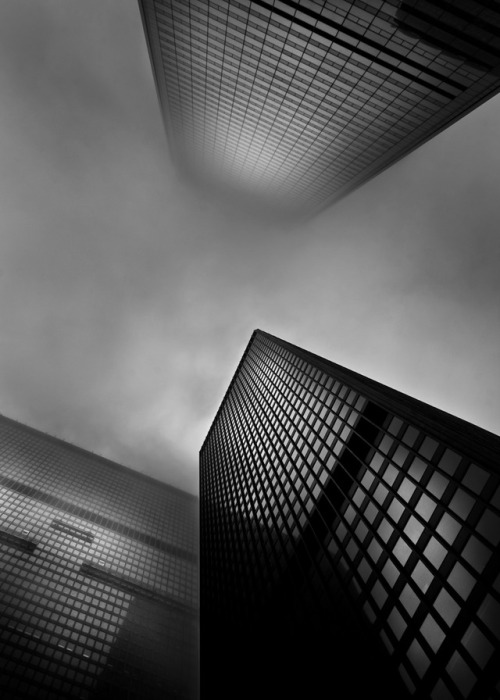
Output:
(0, 412), (198, 501)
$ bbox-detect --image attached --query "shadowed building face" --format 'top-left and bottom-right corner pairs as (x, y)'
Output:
(139, 0), (500, 214)
(200, 329), (500, 700)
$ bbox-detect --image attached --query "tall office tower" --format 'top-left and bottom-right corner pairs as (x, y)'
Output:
(0, 414), (198, 700)
(139, 0), (500, 214)
(200, 329), (500, 700)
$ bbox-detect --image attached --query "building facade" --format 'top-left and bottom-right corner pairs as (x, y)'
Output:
(200, 329), (500, 700)
(0, 414), (198, 700)
(139, 0), (500, 214)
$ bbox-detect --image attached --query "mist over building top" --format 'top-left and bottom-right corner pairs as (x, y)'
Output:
(139, 0), (500, 215)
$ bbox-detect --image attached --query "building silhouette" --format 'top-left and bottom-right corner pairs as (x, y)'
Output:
(139, 0), (500, 214)
(0, 414), (198, 700)
(200, 329), (500, 700)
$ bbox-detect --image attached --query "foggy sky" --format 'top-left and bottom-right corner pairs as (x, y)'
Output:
(1, 1), (499, 495)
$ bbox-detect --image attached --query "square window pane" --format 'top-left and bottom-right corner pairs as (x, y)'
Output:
(382, 464), (398, 486)
(398, 664), (416, 693)
(374, 483), (389, 505)
(461, 535), (492, 573)
(434, 588), (460, 627)
(371, 580), (388, 609)
(368, 539), (383, 564)
(377, 519), (393, 543)
(462, 464), (489, 495)
(387, 417), (403, 436)
(382, 559), (400, 587)
(449, 489), (475, 521)
(393, 538), (412, 566)
(448, 562), (475, 600)
(436, 512), (461, 545)
(407, 639), (430, 678)
(462, 622), (494, 669)
(431, 679), (454, 700)
(421, 614), (446, 652)
(398, 478), (416, 503)
(408, 456), (427, 482)
(400, 583), (420, 616)
(387, 498), (405, 524)
(426, 472), (448, 499)
(402, 426), (419, 447)
(423, 538), (448, 570)
(478, 595), (500, 640)
(393, 446), (409, 467)
(412, 561), (433, 593)
(439, 449), (461, 476)
(404, 515), (424, 545)
(446, 652), (476, 697)
(476, 509), (500, 546)
(415, 493), (437, 520)
(419, 437), (438, 461)
(387, 607), (406, 640)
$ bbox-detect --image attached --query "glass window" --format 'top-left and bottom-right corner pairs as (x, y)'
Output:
(445, 652), (476, 697)
(387, 417), (403, 436)
(373, 483), (389, 505)
(368, 539), (383, 564)
(412, 561), (433, 593)
(404, 516), (424, 545)
(448, 562), (475, 600)
(418, 437), (438, 461)
(400, 583), (420, 616)
(435, 512), (461, 545)
(398, 478), (416, 503)
(426, 472), (448, 499)
(408, 456), (427, 482)
(449, 489), (475, 521)
(461, 535), (492, 573)
(402, 426), (419, 447)
(371, 580), (388, 609)
(462, 622), (494, 669)
(462, 464), (489, 495)
(407, 639), (430, 678)
(377, 519), (393, 543)
(423, 538), (447, 570)
(358, 559), (372, 582)
(393, 538), (412, 566)
(360, 470), (375, 490)
(398, 664), (416, 693)
(387, 607), (406, 640)
(478, 595), (500, 641)
(387, 498), (405, 524)
(382, 559), (400, 587)
(430, 679), (456, 700)
(476, 509), (500, 546)
(393, 446), (409, 467)
(438, 449), (461, 476)
(382, 464), (398, 486)
(434, 588), (460, 627)
(421, 613), (446, 652)
(415, 493), (437, 520)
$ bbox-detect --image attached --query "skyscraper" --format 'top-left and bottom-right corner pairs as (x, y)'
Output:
(0, 414), (198, 700)
(200, 329), (500, 700)
(139, 0), (500, 214)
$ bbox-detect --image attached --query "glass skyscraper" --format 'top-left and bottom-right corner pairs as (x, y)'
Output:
(200, 329), (500, 700)
(139, 0), (500, 214)
(0, 414), (198, 699)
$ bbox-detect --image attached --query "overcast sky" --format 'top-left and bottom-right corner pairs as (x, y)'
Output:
(0, 1), (499, 495)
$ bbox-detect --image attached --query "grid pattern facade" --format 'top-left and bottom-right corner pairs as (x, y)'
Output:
(0, 415), (198, 700)
(139, 0), (500, 213)
(200, 329), (500, 700)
